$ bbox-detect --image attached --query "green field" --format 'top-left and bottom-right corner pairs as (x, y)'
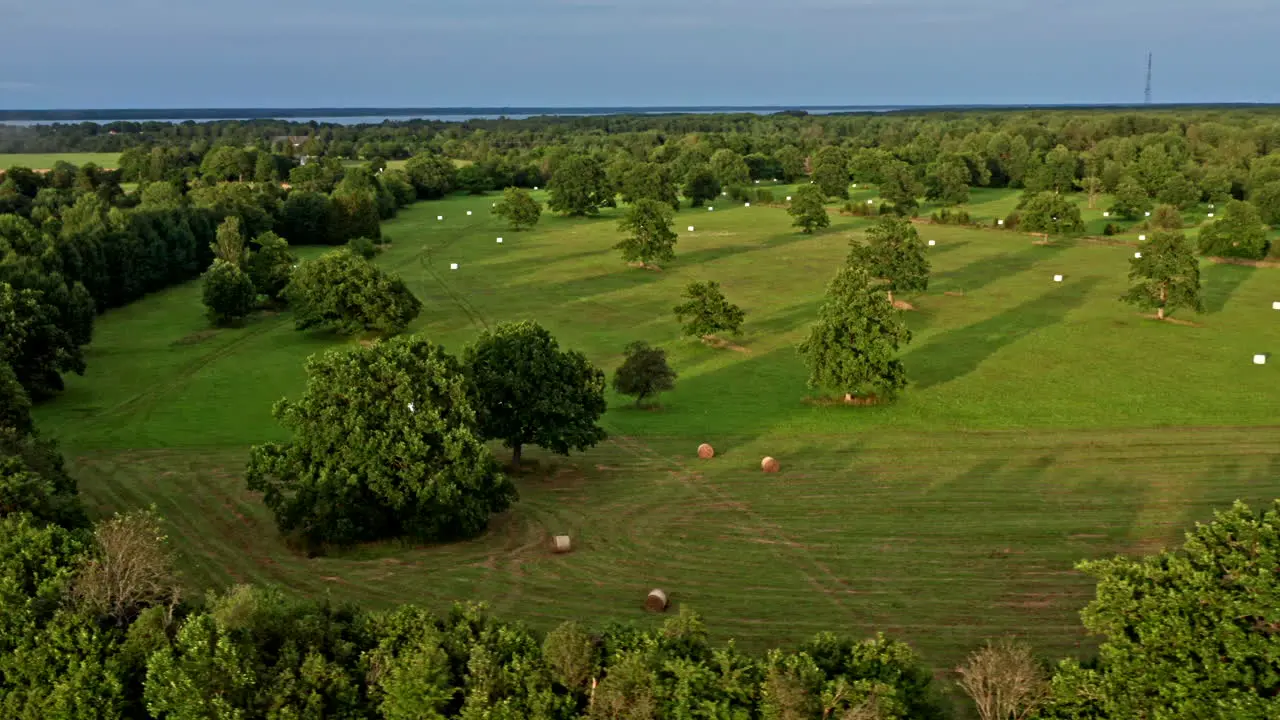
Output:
(0, 152), (122, 169)
(34, 187), (1280, 670)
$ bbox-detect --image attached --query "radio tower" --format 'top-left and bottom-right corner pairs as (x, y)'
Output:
(1144, 53), (1153, 105)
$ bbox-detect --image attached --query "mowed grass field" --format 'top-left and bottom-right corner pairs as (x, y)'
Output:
(0, 152), (122, 169)
(34, 186), (1280, 671)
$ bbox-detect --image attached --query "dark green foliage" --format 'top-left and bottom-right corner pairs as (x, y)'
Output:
(1149, 204), (1183, 230)
(347, 236), (378, 260)
(673, 281), (746, 338)
(1249, 180), (1280, 225)
(404, 153), (456, 199)
(812, 146), (851, 199)
(620, 162), (679, 209)
(775, 145), (806, 181)
(464, 321), (607, 466)
(853, 217), (931, 300)
(246, 336), (514, 548)
(0, 282), (85, 400)
(494, 186), (542, 230)
(1017, 192), (1085, 235)
(1121, 231), (1203, 319)
(710, 149), (751, 189)
(615, 198), (677, 265)
(1042, 501), (1280, 719)
(0, 362), (32, 436)
(799, 264), (912, 400)
(924, 155), (971, 205)
(1110, 176), (1152, 220)
(454, 163), (493, 194)
(1157, 173), (1200, 209)
(548, 155), (611, 216)
(878, 160), (922, 215)
(788, 184), (830, 233)
(244, 231), (296, 303)
(277, 190), (337, 245)
(745, 152), (784, 181)
(381, 168), (418, 207)
(329, 191), (382, 243)
(612, 341), (677, 407)
(683, 165), (721, 207)
(930, 207), (972, 225)
(201, 260), (257, 327)
(285, 250), (422, 336)
(1197, 199), (1270, 259)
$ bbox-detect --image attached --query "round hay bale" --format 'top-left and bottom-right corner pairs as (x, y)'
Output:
(645, 589), (668, 612)
(761, 457), (780, 473)
(697, 443), (715, 459)
(552, 535), (572, 553)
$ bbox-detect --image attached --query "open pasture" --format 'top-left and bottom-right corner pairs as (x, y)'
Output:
(0, 152), (122, 169)
(35, 188), (1280, 668)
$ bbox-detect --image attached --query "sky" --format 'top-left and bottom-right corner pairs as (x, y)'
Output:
(1, 0), (1279, 109)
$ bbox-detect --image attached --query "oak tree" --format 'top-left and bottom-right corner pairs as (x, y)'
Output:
(616, 199), (677, 266)
(464, 321), (607, 467)
(1121, 231), (1202, 320)
(612, 341), (677, 407)
(246, 336), (514, 547)
(673, 281), (746, 338)
(494, 186), (542, 230)
(285, 250), (422, 336)
(788, 184), (830, 234)
(799, 264), (912, 400)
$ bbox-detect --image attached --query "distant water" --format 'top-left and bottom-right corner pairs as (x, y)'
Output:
(0, 106), (910, 127)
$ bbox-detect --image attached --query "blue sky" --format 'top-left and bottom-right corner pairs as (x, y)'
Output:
(1, 0), (1277, 109)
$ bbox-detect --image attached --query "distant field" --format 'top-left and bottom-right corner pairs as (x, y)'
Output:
(0, 152), (121, 169)
(35, 186), (1280, 671)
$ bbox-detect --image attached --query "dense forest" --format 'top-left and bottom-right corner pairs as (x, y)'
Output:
(3, 109), (1280, 717)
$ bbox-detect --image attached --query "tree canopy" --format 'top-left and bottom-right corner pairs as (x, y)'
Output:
(246, 336), (515, 548)
(615, 198), (677, 266)
(612, 341), (677, 407)
(201, 260), (257, 327)
(673, 281), (746, 338)
(1198, 199), (1271, 259)
(463, 321), (607, 467)
(1121, 231), (1203, 320)
(494, 186), (542, 231)
(285, 249), (422, 336)
(788, 184), (830, 234)
(1041, 501), (1280, 719)
(799, 264), (912, 400)
(851, 217), (931, 302)
(548, 155), (611, 216)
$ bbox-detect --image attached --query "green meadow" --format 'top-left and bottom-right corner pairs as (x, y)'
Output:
(0, 152), (122, 169)
(35, 186), (1280, 669)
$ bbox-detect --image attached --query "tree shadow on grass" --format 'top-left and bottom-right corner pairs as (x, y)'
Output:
(931, 242), (1071, 296)
(750, 300), (825, 336)
(673, 229), (815, 268)
(921, 239), (971, 258)
(1200, 262), (1256, 314)
(904, 276), (1101, 390)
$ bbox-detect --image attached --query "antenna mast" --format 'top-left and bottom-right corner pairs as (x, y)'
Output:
(1144, 53), (1153, 105)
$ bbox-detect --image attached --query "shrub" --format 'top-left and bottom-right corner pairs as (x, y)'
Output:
(347, 237), (378, 260)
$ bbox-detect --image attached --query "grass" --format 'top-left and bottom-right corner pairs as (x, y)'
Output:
(34, 186), (1280, 673)
(0, 152), (122, 169)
